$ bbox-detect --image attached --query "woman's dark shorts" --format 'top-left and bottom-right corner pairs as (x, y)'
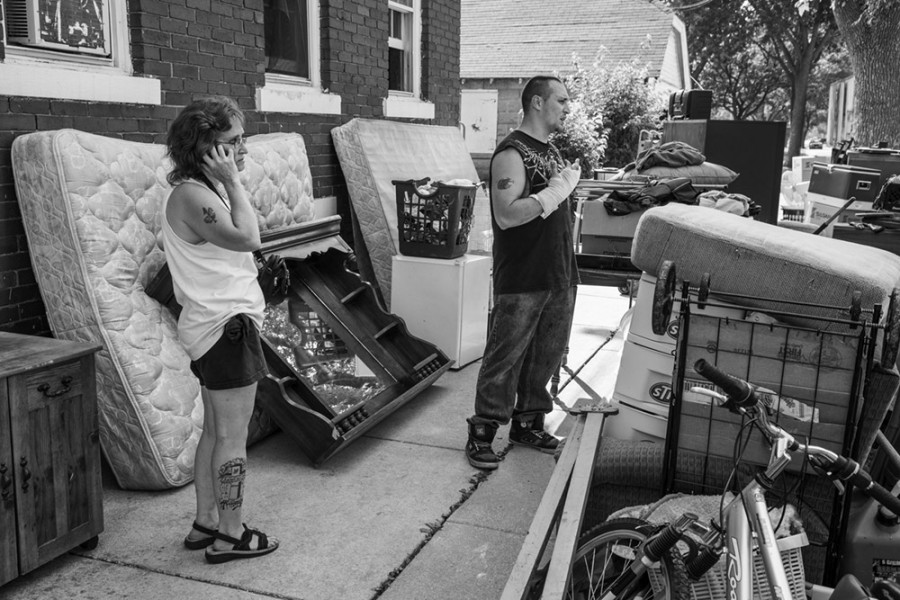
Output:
(190, 313), (268, 390)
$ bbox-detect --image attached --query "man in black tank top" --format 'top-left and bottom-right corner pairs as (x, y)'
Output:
(465, 76), (581, 470)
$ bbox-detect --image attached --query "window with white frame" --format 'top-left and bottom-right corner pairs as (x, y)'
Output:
(383, 0), (432, 119)
(258, 0), (339, 115)
(388, 0), (416, 94)
(5, 0), (111, 55)
(264, 0), (310, 80)
(0, 0), (160, 103)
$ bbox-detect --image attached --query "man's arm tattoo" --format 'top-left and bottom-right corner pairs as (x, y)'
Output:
(497, 177), (514, 190)
(202, 207), (217, 224)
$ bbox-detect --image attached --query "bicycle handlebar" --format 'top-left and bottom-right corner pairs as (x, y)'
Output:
(693, 359), (756, 409)
(824, 455), (900, 517)
(692, 360), (900, 518)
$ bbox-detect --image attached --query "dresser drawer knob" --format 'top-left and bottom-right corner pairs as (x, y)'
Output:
(20, 457), (31, 493)
(37, 375), (73, 398)
(0, 463), (11, 501)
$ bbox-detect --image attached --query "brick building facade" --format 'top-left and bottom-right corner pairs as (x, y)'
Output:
(0, 0), (462, 336)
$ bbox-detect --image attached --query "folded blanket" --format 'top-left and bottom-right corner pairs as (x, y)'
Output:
(634, 141), (706, 171)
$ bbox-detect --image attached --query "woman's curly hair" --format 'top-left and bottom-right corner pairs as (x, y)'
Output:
(166, 96), (244, 185)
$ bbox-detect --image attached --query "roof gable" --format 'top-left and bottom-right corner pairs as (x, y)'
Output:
(461, 0), (678, 80)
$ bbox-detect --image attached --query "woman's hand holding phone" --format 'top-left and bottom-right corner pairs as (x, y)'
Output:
(201, 143), (239, 186)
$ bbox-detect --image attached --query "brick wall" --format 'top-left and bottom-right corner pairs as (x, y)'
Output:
(0, 0), (461, 336)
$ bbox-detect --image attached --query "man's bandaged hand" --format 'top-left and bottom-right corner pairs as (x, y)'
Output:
(531, 163), (581, 218)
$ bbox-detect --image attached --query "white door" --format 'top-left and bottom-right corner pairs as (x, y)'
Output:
(460, 90), (498, 154)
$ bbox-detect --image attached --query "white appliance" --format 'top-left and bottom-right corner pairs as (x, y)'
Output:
(391, 253), (492, 369)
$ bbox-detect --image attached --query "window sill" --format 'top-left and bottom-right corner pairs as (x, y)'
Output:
(257, 83), (341, 115)
(0, 62), (161, 104)
(383, 96), (435, 120)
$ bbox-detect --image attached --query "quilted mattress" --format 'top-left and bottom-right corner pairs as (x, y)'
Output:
(331, 118), (492, 308)
(631, 204), (900, 327)
(11, 130), (315, 490)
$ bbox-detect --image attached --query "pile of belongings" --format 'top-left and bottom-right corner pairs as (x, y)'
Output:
(696, 189), (760, 217)
(603, 177), (699, 215)
(603, 180), (759, 218)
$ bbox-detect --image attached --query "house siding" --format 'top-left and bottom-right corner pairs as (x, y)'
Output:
(658, 27), (686, 91)
(0, 0), (461, 336)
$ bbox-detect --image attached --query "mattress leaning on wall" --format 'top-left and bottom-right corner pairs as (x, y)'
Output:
(11, 130), (316, 489)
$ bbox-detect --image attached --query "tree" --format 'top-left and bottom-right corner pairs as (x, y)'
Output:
(805, 48), (853, 136)
(669, 0), (776, 112)
(829, 0), (900, 146)
(703, 43), (783, 120)
(669, 0), (837, 160)
(745, 0), (838, 160)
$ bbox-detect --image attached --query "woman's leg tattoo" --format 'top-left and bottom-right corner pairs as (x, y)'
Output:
(217, 458), (246, 511)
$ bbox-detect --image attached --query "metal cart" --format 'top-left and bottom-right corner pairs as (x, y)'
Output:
(656, 260), (900, 585)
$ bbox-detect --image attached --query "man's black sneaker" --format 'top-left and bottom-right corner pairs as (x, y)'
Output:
(466, 422), (500, 470)
(510, 418), (559, 454)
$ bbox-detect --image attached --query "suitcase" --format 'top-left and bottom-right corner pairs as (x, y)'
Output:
(809, 162), (882, 203)
(668, 90), (713, 120)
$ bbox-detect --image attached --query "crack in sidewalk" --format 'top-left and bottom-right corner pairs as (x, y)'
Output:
(368, 445), (511, 599)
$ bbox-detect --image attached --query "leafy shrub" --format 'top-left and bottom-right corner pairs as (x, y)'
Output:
(553, 50), (669, 169)
(550, 100), (607, 177)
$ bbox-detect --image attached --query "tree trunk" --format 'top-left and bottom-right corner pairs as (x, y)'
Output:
(833, 1), (900, 147)
(787, 60), (813, 164)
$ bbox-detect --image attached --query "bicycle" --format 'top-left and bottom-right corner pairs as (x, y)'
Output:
(560, 358), (900, 600)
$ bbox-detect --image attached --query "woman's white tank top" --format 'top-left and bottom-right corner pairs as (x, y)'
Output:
(159, 179), (265, 361)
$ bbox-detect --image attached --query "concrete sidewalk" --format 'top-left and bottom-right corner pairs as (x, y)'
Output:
(1, 285), (631, 600)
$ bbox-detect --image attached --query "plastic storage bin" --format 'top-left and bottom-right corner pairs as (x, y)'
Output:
(394, 178), (476, 259)
(809, 163), (881, 203)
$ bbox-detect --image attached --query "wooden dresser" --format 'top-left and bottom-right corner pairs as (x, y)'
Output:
(0, 333), (103, 586)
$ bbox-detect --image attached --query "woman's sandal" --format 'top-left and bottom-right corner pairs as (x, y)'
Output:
(183, 521), (218, 550)
(205, 524), (279, 564)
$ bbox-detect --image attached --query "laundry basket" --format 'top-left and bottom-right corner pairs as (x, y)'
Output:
(393, 178), (476, 259)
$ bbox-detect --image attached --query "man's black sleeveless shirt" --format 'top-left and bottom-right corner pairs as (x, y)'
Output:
(489, 130), (579, 294)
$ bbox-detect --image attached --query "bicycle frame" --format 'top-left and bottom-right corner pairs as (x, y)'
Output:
(691, 387), (811, 600)
(720, 476), (795, 600)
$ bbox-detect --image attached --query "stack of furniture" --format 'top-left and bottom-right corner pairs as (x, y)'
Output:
(663, 119), (786, 224)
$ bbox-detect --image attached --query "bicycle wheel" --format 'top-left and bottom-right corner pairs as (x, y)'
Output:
(566, 518), (691, 600)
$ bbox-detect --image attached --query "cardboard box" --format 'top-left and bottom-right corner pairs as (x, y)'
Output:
(807, 192), (873, 236)
(792, 156), (817, 182)
(809, 163), (881, 203)
(677, 313), (862, 474)
(686, 312), (861, 371)
(579, 200), (642, 255)
(580, 235), (633, 256)
(581, 199), (643, 238)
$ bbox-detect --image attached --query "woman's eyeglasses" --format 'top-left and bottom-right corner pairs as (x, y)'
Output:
(216, 135), (245, 148)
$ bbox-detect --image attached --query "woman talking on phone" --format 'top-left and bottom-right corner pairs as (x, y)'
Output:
(161, 96), (279, 563)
